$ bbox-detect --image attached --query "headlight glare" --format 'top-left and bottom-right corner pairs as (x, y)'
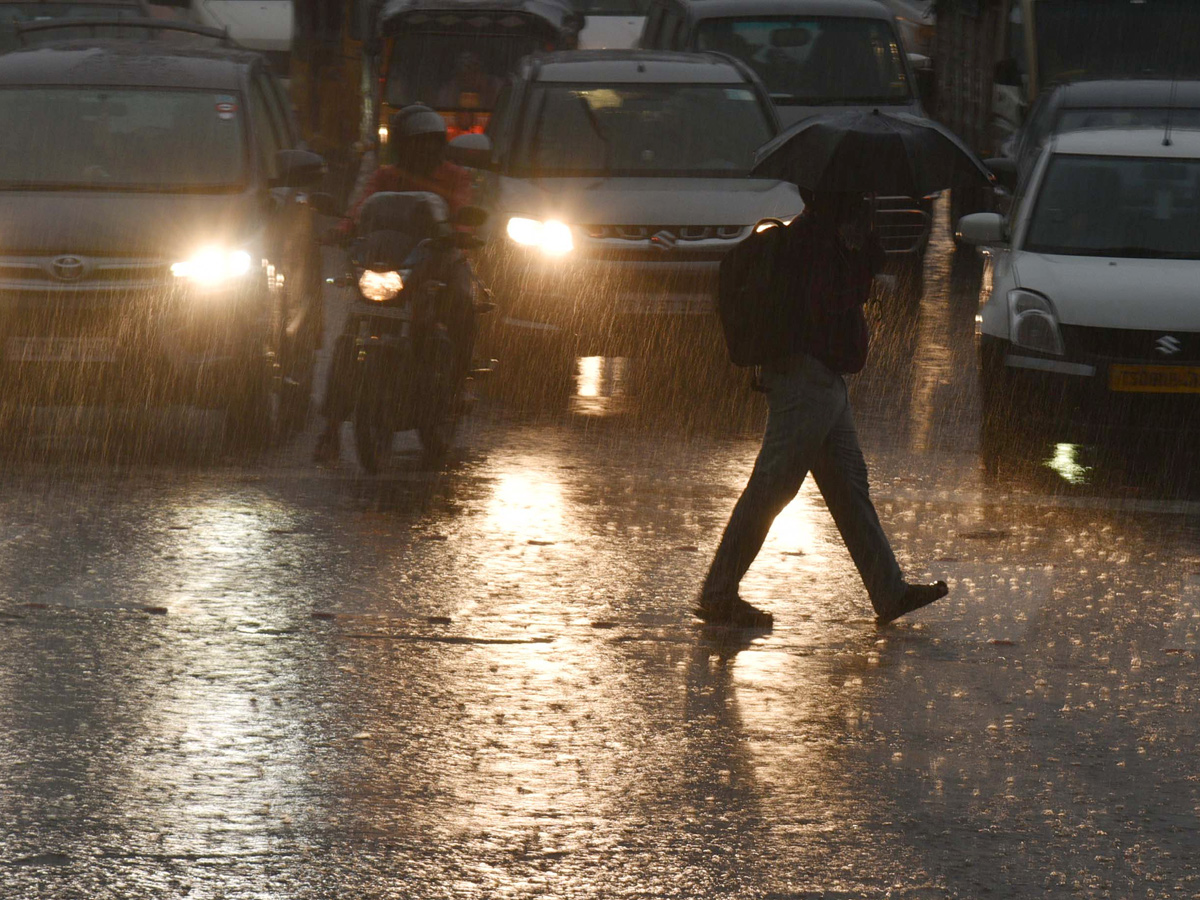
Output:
(506, 216), (574, 255)
(1007, 289), (1064, 355)
(359, 269), (404, 302)
(171, 247), (254, 286)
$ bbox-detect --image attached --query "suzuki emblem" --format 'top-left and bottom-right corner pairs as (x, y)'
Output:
(1155, 334), (1183, 356)
(51, 256), (85, 281)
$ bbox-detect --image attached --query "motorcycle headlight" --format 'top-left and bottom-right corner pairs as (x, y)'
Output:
(171, 247), (255, 286)
(359, 269), (404, 302)
(1007, 289), (1065, 356)
(506, 216), (574, 256)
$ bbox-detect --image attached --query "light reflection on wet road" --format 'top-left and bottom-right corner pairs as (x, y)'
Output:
(2, 202), (1200, 897)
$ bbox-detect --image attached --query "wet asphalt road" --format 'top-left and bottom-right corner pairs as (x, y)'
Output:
(3, 204), (1200, 899)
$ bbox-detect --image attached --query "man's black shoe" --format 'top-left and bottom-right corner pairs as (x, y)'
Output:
(694, 594), (774, 630)
(876, 581), (949, 625)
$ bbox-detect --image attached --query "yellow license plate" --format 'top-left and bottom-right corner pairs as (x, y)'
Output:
(1109, 364), (1200, 393)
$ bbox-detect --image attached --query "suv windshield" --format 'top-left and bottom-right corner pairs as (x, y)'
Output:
(515, 83), (773, 177)
(1035, 0), (1200, 85)
(695, 16), (910, 105)
(0, 87), (246, 191)
(1026, 153), (1200, 259)
(386, 32), (542, 111)
(0, 4), (150, 52)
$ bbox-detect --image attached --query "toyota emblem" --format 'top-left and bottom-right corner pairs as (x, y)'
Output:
(52, 256), (85, 281)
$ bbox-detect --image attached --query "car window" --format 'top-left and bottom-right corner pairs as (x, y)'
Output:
(264, 73), (298, 146)
(1025, 153), (1200, 259)
(485, 80), (515, 161)
(642, 3), (663, 45)
(660, 9), (680, 48)
(385, 32), (539, 111)
(0, 87), (246, 190)
(248, 79), (284, 179)
(255, 73), (292, 149)
(695, 16), (911, 105)
(514, 82), (773, 177)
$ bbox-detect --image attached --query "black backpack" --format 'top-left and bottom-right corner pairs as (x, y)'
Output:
(717, 218), (797, 367)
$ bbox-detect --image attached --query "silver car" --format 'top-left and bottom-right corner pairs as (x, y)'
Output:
(448, 50), (803, 355)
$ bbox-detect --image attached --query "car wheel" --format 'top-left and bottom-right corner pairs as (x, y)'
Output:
(978, 354), (1027, 472)
(224, 354), (279, 455)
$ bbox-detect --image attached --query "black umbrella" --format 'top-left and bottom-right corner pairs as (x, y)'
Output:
(751, 108), (995, 196)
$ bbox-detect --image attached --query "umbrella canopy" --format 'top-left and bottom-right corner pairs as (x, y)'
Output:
(752, 109), (995, 197)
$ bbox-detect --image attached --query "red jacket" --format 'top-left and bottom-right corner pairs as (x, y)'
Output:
(339, 162), (473, 235)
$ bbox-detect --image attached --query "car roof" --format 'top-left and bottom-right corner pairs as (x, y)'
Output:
(665, 0), (894, 21)
(0, 0), (144, 4)
(1050, 78), (1200, 109)
(0, 38), (260, 90)
(529, 49), (756, 83)
(1051, 126), (1200, 158)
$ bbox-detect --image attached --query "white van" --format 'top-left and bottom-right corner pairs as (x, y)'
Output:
(190, 0), (293, 75)
(577, 0), (646, 49)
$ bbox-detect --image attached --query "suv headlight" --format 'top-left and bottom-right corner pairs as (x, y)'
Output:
(171, 247), (254, 286)
(359, 269), (404, 302)
(506, 216), (574, 256)
(1007, 289), (1064, 356)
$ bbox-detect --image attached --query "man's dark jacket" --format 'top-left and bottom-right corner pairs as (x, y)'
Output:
(775, 213), (885, 375)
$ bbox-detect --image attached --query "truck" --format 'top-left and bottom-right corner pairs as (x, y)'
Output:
(935, 0), (1200, 222)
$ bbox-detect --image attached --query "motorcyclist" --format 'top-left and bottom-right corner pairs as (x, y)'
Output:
(314, 104), (476, 464)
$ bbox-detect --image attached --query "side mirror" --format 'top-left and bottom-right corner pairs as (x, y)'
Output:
(454, 205), (488, 229)
(984, 156), (1019, 192)
(272, 149), (325, 188)
(447, 133), (494, 170)
(956, 212), (1007, 246)
(307, 191), (339, 216)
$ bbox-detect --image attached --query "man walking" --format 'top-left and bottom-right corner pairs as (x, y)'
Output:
(697, 190), (948, 629)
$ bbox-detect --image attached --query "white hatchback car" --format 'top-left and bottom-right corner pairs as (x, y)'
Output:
(958, 127), (1200, 450)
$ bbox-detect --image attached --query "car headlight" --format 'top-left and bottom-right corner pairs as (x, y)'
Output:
(171, 247), (254, 286)
(359, 269), (404, 302)
(506, 216), (574, 256)
(1007, 289), (1064, 355)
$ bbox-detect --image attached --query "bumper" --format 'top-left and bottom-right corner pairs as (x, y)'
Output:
(0, 283), (271, 405)
(979, 335), (1200, 437)
(481, 245), (722, 341)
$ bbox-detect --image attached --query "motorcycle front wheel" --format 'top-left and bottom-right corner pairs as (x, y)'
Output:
(352, 376), (394, 475)
(417, 328), (461, 461)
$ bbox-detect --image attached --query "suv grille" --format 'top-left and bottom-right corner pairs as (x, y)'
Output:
(873, 197), (931, 254)
(584, 225), (749, 242)
(0, 255), (171, 290)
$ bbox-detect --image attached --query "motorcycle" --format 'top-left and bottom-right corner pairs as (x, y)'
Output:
(335, 191), (489, 472)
